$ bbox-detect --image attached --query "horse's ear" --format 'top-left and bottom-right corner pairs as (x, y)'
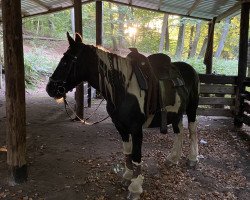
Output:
(67, 32), (75, 46)
(75, 33), (83, 44)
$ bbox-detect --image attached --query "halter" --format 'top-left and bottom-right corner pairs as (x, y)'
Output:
(49, 51), (79, 97)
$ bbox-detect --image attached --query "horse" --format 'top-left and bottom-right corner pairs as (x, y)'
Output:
(46, 33), (200, 199)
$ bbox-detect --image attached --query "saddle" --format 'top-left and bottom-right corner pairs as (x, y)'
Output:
(127, 49), (186, 134)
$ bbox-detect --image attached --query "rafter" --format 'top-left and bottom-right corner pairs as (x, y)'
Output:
(30, 0), (50, 10)
(216, 2), (241, 22)
(158, 0), (163, 10)
(186, 0), (202, 15)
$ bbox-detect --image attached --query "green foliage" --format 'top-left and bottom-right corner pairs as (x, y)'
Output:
(24, 47), (59, 88)
(21, 1), (242, 81)
(183, 57), (238, 75)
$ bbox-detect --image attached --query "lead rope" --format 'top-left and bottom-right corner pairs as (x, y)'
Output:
(63, 97), (109, 125)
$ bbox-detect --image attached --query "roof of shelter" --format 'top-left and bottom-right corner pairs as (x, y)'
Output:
(0, 0), (245, 22)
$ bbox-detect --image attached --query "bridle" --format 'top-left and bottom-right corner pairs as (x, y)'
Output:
(49, 51), (79, 97)
(49, 47), (110, 125)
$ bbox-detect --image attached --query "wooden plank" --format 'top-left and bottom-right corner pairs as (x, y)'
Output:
(216, 2), (241, 22)
(244, 102), (250, 114)
(197, 108), (233, 117)
(30, 0), (50, 10)
(200, 84), (235, 94)
(74, 0), (84, 118)
(241, 91), (250, 101)
(2, 0), (27, 183)
(243, 114), (250, 126)
(186, 0), (202, 15)
(199, 97), (235, 106)
(199, 74), (237, 84)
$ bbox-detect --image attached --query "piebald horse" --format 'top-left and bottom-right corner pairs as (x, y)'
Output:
(46, 33), (200, 199)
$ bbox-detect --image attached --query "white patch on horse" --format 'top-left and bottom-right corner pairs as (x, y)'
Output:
(96, 49), (145, 114)
(165, 92), (181, 113)
(123, 134), (132, 155)
(123, 165), (133, 180)
(132, 161), (142, 166)
(128, 175), (144, 196)
(127, 74), (145, 114)
(167, 122), (184, 164)
(188, 121), (199, 162)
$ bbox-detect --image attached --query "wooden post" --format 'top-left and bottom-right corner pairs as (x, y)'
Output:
(96, 0), (103, 46)
(89, 0), (103, 107)
(2, 0), (27, 183)
(234, 2), (250, 127)
(74, 0), (84, 119)
(204, 17), (216, 74)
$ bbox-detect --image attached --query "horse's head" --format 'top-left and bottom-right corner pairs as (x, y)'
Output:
(46, 32), (87, 99)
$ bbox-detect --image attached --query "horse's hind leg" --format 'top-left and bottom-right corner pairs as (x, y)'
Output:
(167, 118), (184, 165)
(186, 103), (199, 167)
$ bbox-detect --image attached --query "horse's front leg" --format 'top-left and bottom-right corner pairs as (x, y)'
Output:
(122, 134), (133, 183)
(127, 128), (144, 200)
(167, 119), (184, 165)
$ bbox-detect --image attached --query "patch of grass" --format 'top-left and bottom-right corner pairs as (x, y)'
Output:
(24, 47), (59, 88)
(182, 57), (238, 75)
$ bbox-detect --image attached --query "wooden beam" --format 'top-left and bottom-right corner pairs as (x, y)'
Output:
(199, 97), (235, 106)
(96, 1), (103, 46)
(235, 2), (250, 127)
(204, 17), (216, 74)
(199, 74), (237, 85)
(200, 84), (236, 94)
(30, 0), (50, 10)
(2, 0), (27, 183)
(186, 0), (202, 16)
(197, 108), (233, 117)
(74, 0), (84, 118)
(158, 0), (163, 10)
(216, 2), (241, 22)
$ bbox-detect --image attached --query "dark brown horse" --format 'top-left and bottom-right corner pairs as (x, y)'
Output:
(46, 33), (199, 199)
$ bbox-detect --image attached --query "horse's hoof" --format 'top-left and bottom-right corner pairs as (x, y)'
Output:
(127, 192), (141, 200)
(187, 160), (198, 169)
(122, 179), (131, 187)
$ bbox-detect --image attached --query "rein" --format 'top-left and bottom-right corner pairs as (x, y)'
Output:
(63, 97), (110, 125)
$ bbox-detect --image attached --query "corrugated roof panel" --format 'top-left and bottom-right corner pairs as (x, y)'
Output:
(132, 0), (159, 10)
(0, 0), (241, 22)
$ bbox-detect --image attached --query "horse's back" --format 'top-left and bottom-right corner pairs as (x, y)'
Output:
(172, 61), (199, 92)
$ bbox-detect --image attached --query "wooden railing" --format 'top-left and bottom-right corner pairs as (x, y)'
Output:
(242, 77), (250, 125)
(197, 74), (237, 117)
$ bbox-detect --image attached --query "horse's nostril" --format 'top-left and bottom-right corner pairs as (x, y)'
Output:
(46, 81), (56, 97)
(58, 86), (65, 94)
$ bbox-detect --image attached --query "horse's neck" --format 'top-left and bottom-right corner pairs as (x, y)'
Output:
(83, 45), (100, 90)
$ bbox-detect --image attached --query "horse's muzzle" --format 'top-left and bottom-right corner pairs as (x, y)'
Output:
(46, 80), (65, 99)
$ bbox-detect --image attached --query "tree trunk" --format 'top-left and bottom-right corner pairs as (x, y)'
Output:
(175, 18), (186, 59)
(109, 3), (118, 50)
(189, 20), (202, 58)
(159, 14), (168, 53)
(188, 25), (194, 58)
(118, 5), (126, 48)
(165, 15), (170, 52)
(198, 36), (208, 58)
(215, 17), (231, 58)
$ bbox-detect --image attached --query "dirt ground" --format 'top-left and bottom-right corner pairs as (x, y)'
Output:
(0, 78), (250, 200)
